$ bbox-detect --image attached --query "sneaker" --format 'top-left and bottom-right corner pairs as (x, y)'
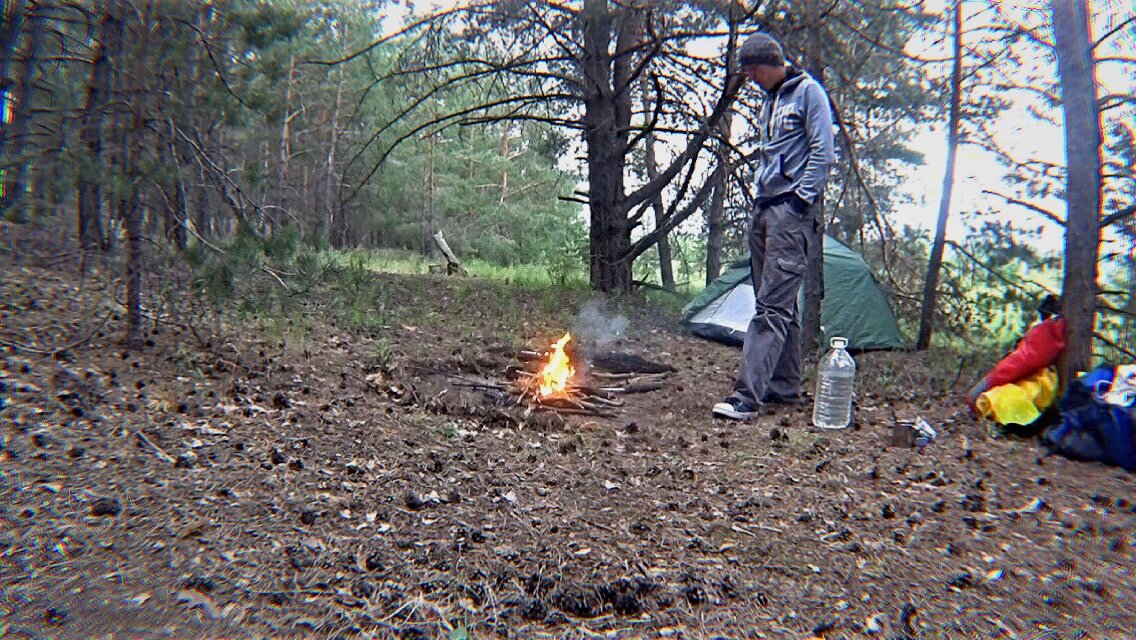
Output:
(712, 398), (760, 420)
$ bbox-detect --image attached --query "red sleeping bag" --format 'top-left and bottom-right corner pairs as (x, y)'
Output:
(987, 317), (1067, 387)
(967, 317), (1067, 409)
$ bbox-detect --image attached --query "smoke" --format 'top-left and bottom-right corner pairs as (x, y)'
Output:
(572, 299), (628, 352)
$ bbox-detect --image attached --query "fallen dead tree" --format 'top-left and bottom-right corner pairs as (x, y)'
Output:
(429, 230), (468, 276)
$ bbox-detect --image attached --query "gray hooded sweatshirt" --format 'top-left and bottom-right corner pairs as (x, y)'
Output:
(755, 68), (836, 206)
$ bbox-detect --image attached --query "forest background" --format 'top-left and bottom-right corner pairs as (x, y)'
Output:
(1, 0), (1133, 370)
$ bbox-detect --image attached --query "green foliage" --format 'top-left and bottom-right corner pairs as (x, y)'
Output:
(800, 0), (941, 240)
(352, 113), (586, 269)
(325, 247), (589, 291)
(873, 222), (1062, 356)
(1097, 122), (1136, 361)
(539, 232), (588, 287)
(19, 0), (1129, 370)
(183, 231), (408, 352)
(236, 2), (308, 50)
(185, 224), (314, 313)
(373, 337), (394, 369)
(323, 253), (390, 335)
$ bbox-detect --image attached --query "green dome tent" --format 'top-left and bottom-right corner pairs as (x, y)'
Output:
(682, 235), (907, 351)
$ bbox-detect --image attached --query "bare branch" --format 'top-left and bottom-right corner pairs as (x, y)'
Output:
(1100, 93), (1136, 112)
(829, 11), (952, 63)
(305, 1), (499, 66)
(1094, 15), (1136, 49)
(1097, 300), (1136, 320)
(946, 240), (1058, 297)
(982, 22), (1054, 50)
(982, 190), (1066, 227)
(1093, 331), (1136, 360)
(623, 69), (743, 212)
(342, 93), (575, 206)
(1101, 202), (1136, 228)
(833, 102), (901, 285)
(625, 166), (719, 261)
(169, 12), (250, 109)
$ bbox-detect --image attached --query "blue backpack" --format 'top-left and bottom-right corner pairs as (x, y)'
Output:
(1043, 365), (1136, 471)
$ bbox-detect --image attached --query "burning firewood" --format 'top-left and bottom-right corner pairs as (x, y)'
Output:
(505, 332), (673, 416)
(443, 334), (672, 417)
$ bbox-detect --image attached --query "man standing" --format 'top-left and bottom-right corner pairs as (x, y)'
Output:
(712, 32), (836, 421)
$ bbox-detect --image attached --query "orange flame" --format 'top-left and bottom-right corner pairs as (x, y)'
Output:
(538, 333), (575, 397)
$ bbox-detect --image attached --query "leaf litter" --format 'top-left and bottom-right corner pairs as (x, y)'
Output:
(2, 238), (1134, 639)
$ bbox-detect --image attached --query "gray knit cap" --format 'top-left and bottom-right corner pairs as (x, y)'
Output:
(738, 33), (785, 68)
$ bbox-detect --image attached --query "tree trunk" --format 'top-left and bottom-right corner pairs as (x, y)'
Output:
(1125, 216), (1136, 354)
(422, 128), (436, 255)
(582, 0), (633, 293)
(1, 0), (45, 222)
(122, 0), (155, 347)
(40, 96), (67, 218)
(162, 139), (188, 250)
(322, 60), (343, 246)
(1051, 0), (1102, 384)
(916, 0), (964, 351)
(801, 0), (825, 356)
(0, 0), (26, 167)
(276, 51), (295, 232)
(499, 124), (511, 205)
(640, 71), (674, 290)
(76, 2), (124, 252)
(189, 2), (211, 239)
(705, 112), (732, 286)
(124, 180), (143, 346)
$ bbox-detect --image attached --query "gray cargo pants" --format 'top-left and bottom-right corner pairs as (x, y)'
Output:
(729, 199), (813, 406)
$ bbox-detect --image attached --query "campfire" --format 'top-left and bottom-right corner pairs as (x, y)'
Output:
(509, 332), (670, 417)
(539, 333), (575, 397)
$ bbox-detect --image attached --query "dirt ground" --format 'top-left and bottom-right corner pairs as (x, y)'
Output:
(3, 228), (1135, 640)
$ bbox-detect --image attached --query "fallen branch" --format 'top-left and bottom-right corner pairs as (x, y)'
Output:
(136, 431), (176, 464)
(590, 371), (668, 380)
(0, 310), (114, 356)
(600, 381), (665, 394)
(432, 230), (468, 276)
(632, 279), (684, 296)
(732, 522), (783, 536)
(526, 404), (615, 418)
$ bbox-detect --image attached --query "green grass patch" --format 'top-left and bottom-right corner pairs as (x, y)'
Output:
(326, 248), (591, 290)
(325, 248), (429, 275)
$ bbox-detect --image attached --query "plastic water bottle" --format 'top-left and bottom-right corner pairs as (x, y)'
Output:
(812, 336), (856, 429)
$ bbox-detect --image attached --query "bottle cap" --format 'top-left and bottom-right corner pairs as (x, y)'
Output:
(830, 336), (848, 349)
